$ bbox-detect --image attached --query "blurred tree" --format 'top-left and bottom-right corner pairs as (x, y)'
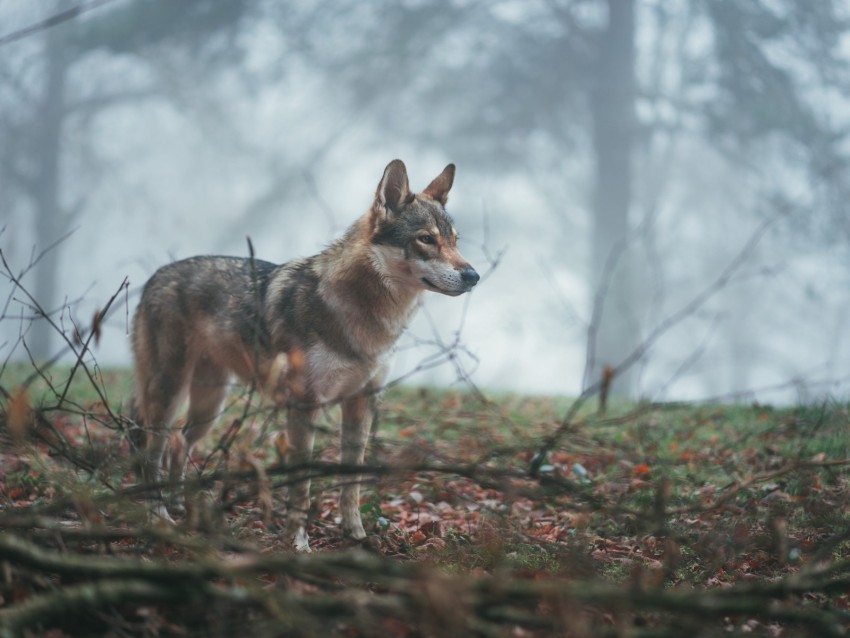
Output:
(586, 0), (637, 396)
(285, 0), (850, 397)
(699, 0), (850, 245)
(0, 0), (249, 360)
(3, 0), (847, 393)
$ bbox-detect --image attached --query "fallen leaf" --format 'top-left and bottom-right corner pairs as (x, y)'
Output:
(634, 463), (652, 479)
(7, 388), (32, 444)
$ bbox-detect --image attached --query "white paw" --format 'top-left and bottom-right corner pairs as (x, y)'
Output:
(293, 527), (311, 553)
(152, 503), (175, 524)
(344, 521), (367, 541)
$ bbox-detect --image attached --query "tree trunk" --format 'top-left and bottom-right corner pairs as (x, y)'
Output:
(585, 0), (637, 398)
(30, 25), (69, 361)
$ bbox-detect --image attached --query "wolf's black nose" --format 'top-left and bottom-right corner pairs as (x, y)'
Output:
(461, 267), (480, 287)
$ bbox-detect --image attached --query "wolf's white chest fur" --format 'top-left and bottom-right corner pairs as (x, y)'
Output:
(305, 344), (386, 403)
(309, 287), (419, 403)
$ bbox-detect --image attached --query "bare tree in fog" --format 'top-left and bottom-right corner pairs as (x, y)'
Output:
(0, 0), (248, 360)
(279, 0), (850, 397)
(586, 0), (637, 397)
(3, 0), (848, 396)
(702, 1), (850, 244)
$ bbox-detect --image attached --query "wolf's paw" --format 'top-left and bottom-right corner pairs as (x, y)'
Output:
(292, 527), (311, 553)
(283, 518), (311, 552)
(151, 503), (176, 524)
(343, 523), (367, 541)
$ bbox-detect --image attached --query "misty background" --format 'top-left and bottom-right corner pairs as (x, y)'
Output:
(1, 0), (849, 405)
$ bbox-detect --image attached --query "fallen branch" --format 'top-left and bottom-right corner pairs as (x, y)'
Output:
(2, 532), (849, 637)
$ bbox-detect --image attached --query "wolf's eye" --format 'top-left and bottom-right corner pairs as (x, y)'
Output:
(417, 235), (435, 245)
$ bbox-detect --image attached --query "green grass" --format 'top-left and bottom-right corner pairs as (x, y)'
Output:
(2, 359), (134, 410)
(3, 363), (850, 635)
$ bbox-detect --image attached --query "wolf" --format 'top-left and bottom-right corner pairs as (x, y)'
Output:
(131, 159), (478, 550)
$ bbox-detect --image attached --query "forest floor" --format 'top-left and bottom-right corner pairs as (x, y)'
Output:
(2, 363), (850, 637)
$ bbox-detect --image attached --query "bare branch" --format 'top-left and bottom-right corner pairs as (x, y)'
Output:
(0, 0), (120, 48)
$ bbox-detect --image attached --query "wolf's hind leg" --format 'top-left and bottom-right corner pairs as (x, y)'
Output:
(172, 361), (229, 477)
(284, 407), (317, 551)
(133, 307), (192, 519)
(339, 394), (373, 541)
(164, 360), (229, 511)
(140, 425), (170, 522)
(134, 350), (191, 521)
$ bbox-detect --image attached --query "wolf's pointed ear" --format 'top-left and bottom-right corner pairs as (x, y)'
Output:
(422, 163), (455, 206)
(376, 159), (412, 215)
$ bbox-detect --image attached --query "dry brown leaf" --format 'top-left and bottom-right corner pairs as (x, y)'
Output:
(7, 388), (33, 444)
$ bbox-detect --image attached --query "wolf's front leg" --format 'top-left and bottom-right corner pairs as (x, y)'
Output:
(339, 394), (373, 540)
(285, 407), (317, 551)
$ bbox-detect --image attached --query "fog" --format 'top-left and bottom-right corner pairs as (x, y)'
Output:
(2, 0), (850, 405)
